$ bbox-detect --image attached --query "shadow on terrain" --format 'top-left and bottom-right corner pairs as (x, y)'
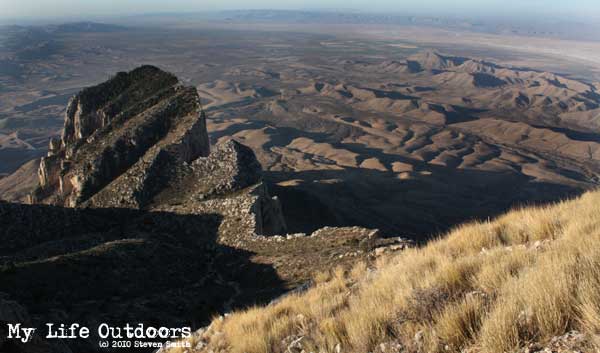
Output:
(531, 124), (600, 143)
(0, 202), (285, 353)
(208, 118), (587, 240)
(0, 149), (47, 175)
(267, 164), (584, 241)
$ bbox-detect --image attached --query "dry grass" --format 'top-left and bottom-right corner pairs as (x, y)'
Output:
(170, 190), (600, 353)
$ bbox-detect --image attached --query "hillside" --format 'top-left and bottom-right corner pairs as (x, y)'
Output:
(0, 66), (409, 353)
(201, 49), (600, 237)
(168, 189), (600, 353)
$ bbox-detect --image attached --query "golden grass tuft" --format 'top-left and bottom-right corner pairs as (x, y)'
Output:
(169, 190), (600, 353)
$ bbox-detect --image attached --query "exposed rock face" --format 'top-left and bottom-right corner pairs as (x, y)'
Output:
(61, 65), (178, 146)
(31, 65), (210, 207)
(0, 66), (291, 352)
(132, 139), (263, 208)
(148, 140), (287, 236)
(27, 65), (285, 235)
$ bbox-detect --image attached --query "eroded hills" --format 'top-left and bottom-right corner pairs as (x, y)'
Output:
(200, 50), (600, 236)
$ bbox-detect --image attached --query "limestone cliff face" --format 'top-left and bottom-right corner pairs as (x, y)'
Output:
(61, 66), (178, 147)
(30, 65), (286, 235)
(32, 66), (210, 207)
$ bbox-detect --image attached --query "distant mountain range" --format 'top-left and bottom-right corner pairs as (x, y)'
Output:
(2, 12), (598, 42)
(0, 22), (128, 61)
(199, 10), (600, 41)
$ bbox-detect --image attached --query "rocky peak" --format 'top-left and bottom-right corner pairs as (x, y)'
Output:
(29, 65), (286, 235)
(61, 65), (178, 147)
(407, 50), (468, 72)
(31, 65), (210, 207)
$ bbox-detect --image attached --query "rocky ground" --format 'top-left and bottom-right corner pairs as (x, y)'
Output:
(0, 67), (408, 353)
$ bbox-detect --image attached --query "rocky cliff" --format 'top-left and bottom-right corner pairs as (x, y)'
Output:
(32, 65), (210, 207)
(28, 65), (285, 235)
(0, 66), (396, 353)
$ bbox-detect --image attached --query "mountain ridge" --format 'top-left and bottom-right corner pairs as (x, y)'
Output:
(0, 66), (401, 353)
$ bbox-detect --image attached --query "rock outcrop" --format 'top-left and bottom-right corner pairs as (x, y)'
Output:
(151, 140), (287, 237)
(32, 65), (210, 207)
(28, 65), (285, 235)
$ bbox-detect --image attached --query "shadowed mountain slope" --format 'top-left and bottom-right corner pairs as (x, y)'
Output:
(0, 66), (400, 353)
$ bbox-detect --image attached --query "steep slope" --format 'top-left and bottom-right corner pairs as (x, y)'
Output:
(0, 66), (398, 353)
(169, 190), (600, 353)
(0, 131), (47, 176)
(31, 65), (209, 207)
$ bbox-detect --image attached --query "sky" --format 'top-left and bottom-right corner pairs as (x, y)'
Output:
(1, 0), (600, 21)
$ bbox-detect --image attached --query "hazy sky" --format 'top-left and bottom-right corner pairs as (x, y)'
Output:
(1, 0), (600, 21)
